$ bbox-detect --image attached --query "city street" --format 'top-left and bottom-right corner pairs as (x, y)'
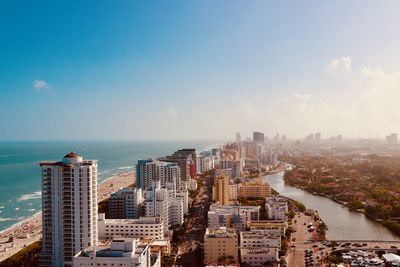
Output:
(175, 174), (213, 267)
(287, 213), (321, 267)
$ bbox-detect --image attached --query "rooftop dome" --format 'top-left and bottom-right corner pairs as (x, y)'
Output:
(64, 152), (81, 158)
(63, 152), (83, 164)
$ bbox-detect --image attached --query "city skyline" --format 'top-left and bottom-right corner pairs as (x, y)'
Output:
(1, 1), (400, 140)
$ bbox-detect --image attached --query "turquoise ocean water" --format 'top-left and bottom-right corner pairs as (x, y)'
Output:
(0, 140), (216, 232)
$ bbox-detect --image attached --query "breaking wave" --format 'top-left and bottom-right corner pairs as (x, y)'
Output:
(17, 191), (42, 202)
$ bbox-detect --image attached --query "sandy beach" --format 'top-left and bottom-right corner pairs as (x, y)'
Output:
(0, 171), (135, 262)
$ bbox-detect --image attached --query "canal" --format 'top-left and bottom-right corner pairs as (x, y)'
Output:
(264, 170), (399, 241)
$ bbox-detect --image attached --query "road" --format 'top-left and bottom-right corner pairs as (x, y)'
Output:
(287, 212), (400, 267)
(175, 174), (213, 267)
(287, 212), (323, 267)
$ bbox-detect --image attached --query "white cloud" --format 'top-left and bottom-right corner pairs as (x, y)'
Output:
(326, 56), (352, 74)
(33, 80), (50, 91)
(131, 62), (400, 140)
(356, 66), (400, 132)
(167, 107), (178, 118)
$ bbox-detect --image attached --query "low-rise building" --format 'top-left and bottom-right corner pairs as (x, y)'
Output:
(238, 182), (271, 199)
(148, 239), (171, 257)
(247, 220), (287, 235)
(239, 228), (281, 267)
(73, 238), (160, 267)
(208, 204), (260, 231)
(240, 230), (281, 248)
(204, 227), (238, 266)
(265, 196), (288, 221)
(240, 248), (279, 267)
(98, 213), (165, 240)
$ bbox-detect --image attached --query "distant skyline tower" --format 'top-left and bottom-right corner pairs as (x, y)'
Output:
(253, 131), (265, 143)
(386, 133), (398, 146)
(315, 132), (321, 142)
(236, 132), (241, 143)
(39, 152), (98, 267)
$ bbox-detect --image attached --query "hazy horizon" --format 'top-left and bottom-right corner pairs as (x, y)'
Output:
(1, 1), (400, 141)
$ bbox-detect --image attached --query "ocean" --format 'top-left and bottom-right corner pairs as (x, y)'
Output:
(0, 140), (217, 232)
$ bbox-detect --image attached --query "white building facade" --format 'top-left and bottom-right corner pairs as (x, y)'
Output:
(73, 238), (160, 267)
(265, 196), (288, 221)
(98, 213), (165, 240)
(109, 187), (143, 219)
(39, 153), (98, 267)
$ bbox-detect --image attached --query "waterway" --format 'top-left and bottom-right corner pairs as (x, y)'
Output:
(263, 170), (399, 241)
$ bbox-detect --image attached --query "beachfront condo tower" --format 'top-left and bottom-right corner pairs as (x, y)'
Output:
(39, 152), (98, 267)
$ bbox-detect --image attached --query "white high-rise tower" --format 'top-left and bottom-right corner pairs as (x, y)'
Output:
(39, 152), (98, 267)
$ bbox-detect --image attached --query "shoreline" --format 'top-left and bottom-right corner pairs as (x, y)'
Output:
(280, 168), (400, 240)
(0, 171), (135, 262)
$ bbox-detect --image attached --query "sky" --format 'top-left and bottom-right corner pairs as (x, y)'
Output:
(1, 1), (400, 141)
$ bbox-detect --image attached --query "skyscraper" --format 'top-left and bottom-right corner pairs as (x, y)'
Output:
(315, 132), (321, 142)
(136, 159), (181, 190)
(212, 173), (230, 205)
(108, 187), (143, 219)
(253, 131), (265, 143)
(386, 133), (398, 146)
(236, 132), (241, 143)
(39, 152), (98, 267)
(159, 148), (196, 183)
(136, 159), (153, 189)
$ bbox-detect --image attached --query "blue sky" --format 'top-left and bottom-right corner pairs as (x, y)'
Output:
(1, 1), (400, 140)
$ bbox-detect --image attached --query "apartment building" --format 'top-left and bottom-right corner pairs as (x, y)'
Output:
(97, 213), (165, 240)
(73, 238), (160, 267)
(265, 196), (288, 221)
(39, 153), (98, 267)
(108, 187), (143, 219)
(204, 227), (238, 266)
(207, 204), (260, 231)
(237, 182), (271, 199)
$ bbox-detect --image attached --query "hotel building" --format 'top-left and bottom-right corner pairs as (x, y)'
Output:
(108, 187), (143, 219)
(207, 204), (260, 231)
(237, 182), (271, 199)
(73, 238), (160, 267)
(239, 230), (281, 266)
(212, 174), (230, 205)
(204, 227), (238, 266)
(39, 152), (98, 267)
(98, 213), (165, 241)
(265, 196), (288, 221)
(136, 159), (181, 191)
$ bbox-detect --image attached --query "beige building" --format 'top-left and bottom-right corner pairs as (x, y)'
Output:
(238, 181), (271, 199)
(247, 220), (287, 235)
(240, 248), (279, 267)
(204, 227), (238, 266)
(148, 239), (171, 256)
(212, 174), (230, 205)
(229, 184), (238, 201)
